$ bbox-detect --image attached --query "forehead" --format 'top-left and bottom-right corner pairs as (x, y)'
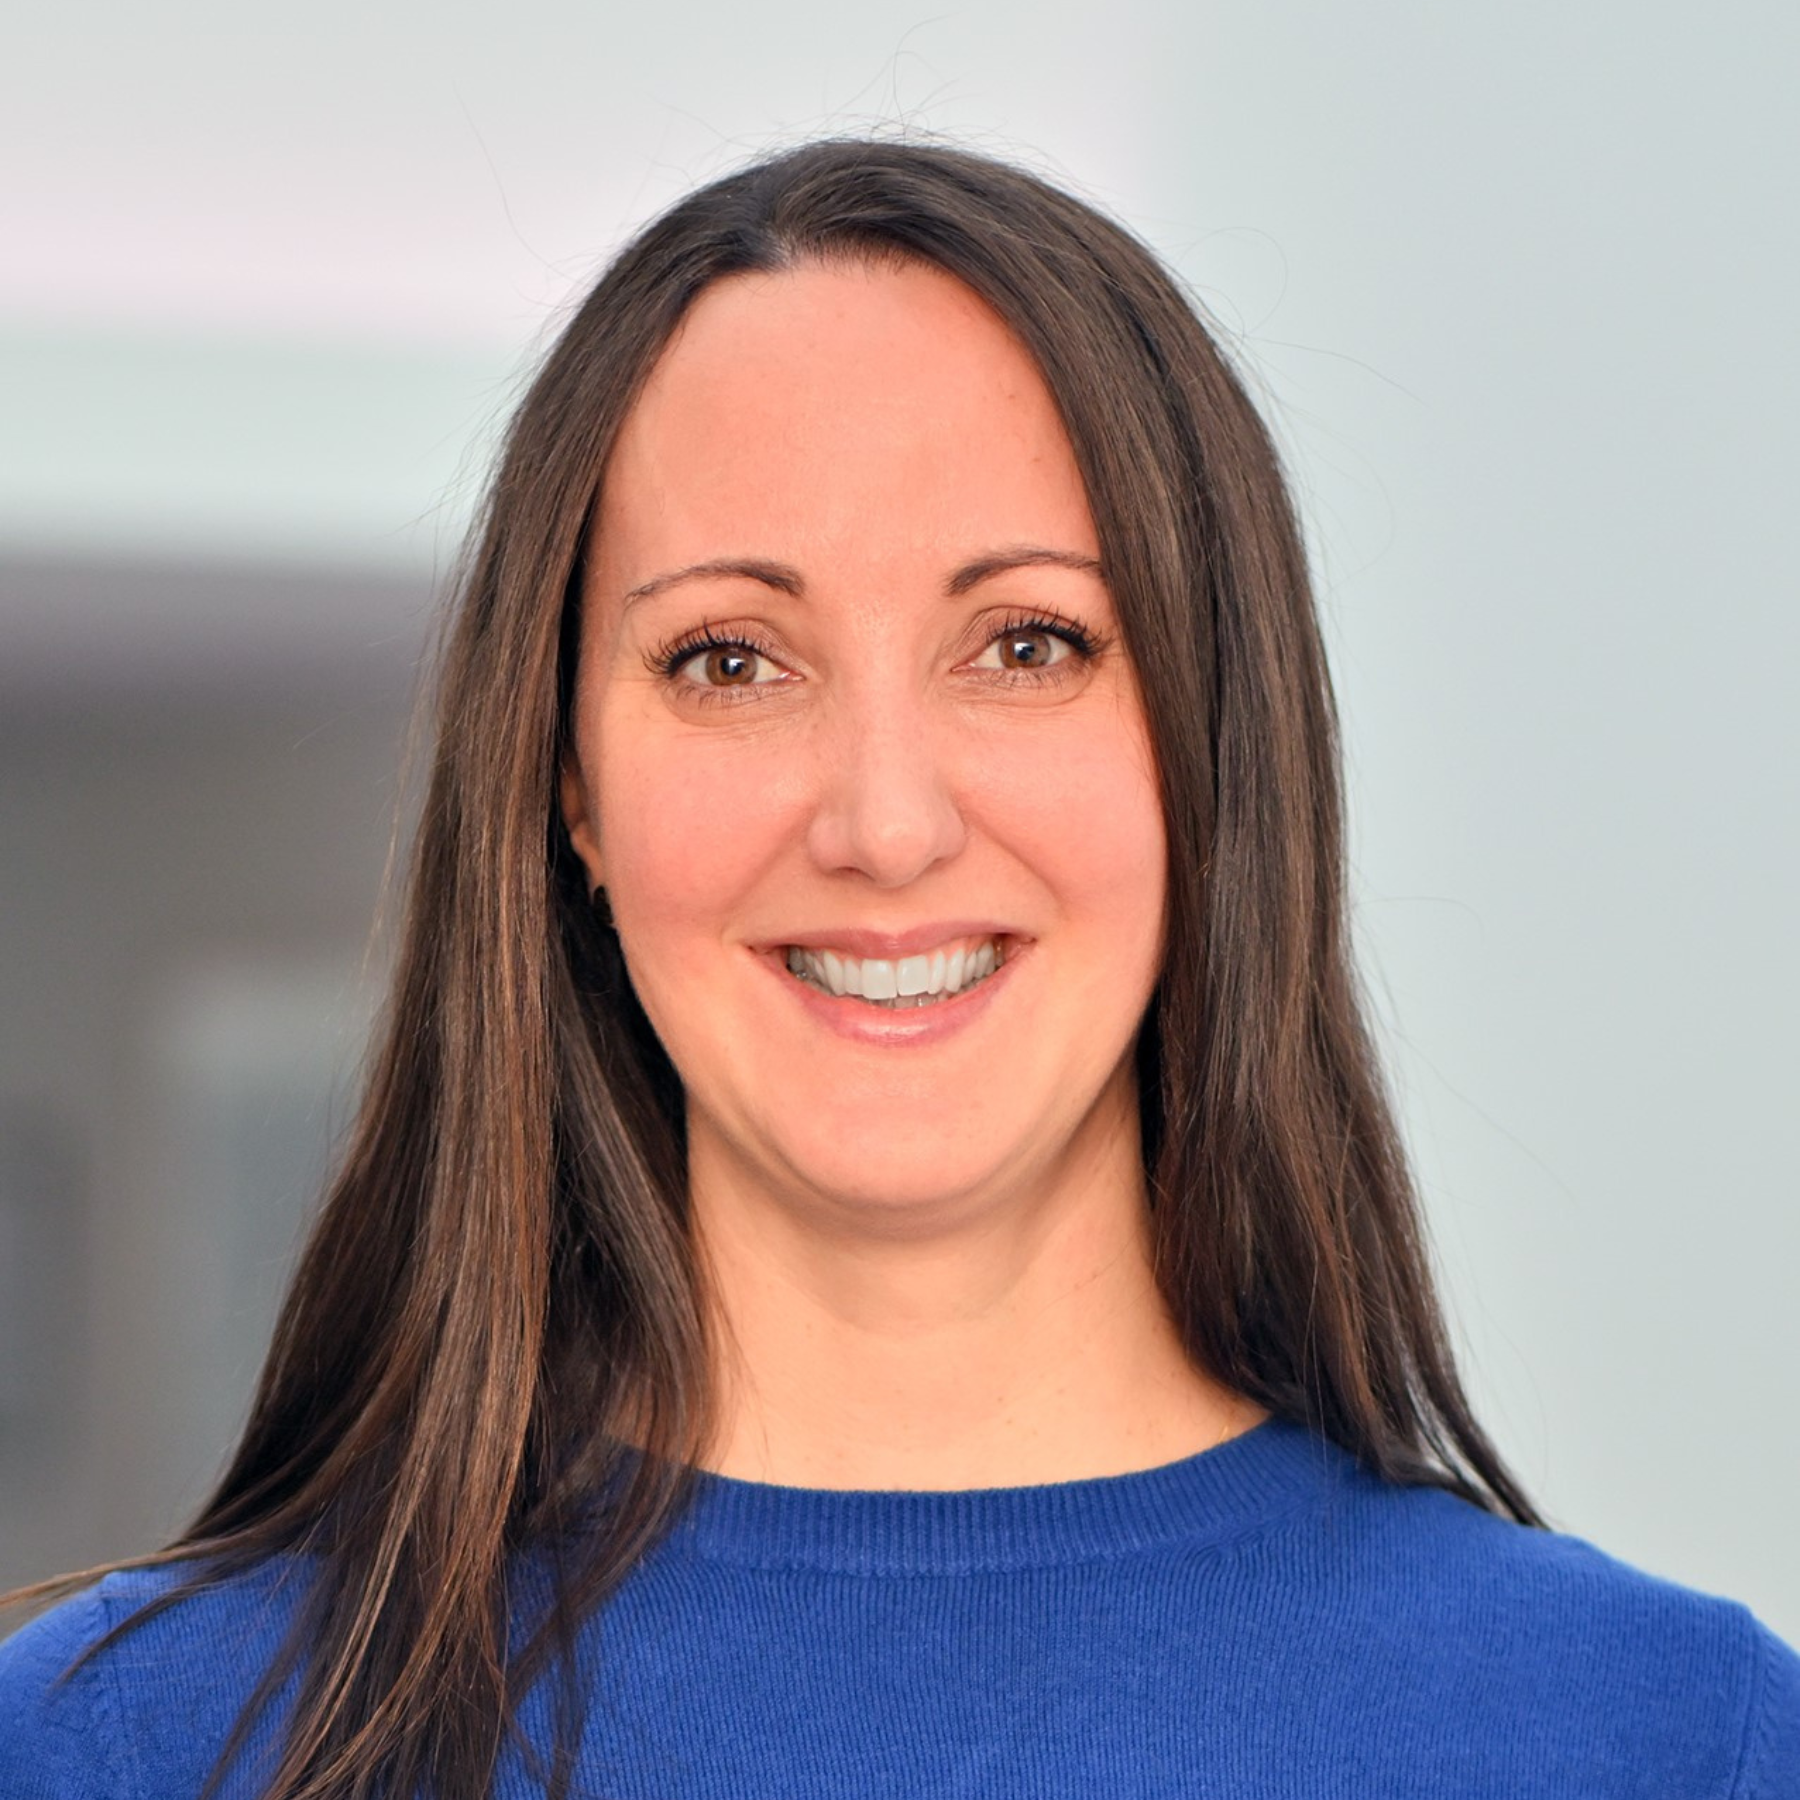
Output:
(591, 258), (1098, 580)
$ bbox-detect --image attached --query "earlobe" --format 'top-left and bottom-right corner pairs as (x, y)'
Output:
(558, 757), (604, 893)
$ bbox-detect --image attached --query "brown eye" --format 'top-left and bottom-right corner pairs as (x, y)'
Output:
(668, 640), (782, 689)
(998, 630), (1058, 669)
(701, 646), (757, 686)
(973, 626), (1076, 675)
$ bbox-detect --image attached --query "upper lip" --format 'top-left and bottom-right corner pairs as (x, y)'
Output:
(760, 922), (1027, 960)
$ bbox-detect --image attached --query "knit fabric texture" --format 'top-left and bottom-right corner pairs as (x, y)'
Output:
(3, 1417), (1798, 1797)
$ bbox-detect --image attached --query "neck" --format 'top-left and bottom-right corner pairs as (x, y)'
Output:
(685, 1085), (1263, 1491)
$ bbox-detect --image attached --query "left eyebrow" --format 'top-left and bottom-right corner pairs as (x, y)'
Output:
(945, 546), (1105, 595)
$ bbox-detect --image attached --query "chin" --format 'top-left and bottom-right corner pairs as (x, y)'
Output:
(782, 1140), (1012, 1218)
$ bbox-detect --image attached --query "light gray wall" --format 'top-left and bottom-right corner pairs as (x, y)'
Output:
(0, 625), (415, 1587)
(1, 1), (1794, 1639)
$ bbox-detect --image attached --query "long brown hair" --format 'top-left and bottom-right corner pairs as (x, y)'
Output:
(15, 137), (1541, 1799)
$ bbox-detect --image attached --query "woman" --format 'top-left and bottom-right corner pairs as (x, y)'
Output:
(3, 138), (1795, 1799)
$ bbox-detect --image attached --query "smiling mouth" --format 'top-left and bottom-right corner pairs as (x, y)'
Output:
(782, 934), (1005, 1009)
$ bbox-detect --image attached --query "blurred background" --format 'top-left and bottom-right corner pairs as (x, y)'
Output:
(2, 1), (1795, 1640)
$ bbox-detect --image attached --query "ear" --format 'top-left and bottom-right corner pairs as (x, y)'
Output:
(558, 753), (605, 893)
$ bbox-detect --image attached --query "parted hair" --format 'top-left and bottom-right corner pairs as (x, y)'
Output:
(14, 137), (1539, 1800)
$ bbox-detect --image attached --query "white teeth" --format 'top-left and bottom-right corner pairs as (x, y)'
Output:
(783, 935), (1006, 1007)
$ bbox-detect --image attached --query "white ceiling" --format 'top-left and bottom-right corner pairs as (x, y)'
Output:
(1, 0), (1175, 346)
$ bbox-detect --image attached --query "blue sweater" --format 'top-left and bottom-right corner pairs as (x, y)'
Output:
(3, 1417), (1798, 1797)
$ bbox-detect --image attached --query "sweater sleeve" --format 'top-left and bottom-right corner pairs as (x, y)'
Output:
(1735, 1613), (1800, 1800)
(0, 1587), (130, 1800)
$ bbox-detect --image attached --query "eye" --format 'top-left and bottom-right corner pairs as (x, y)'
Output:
(968, 615), (1101, 678)
(648, 623), (790, 699)
(675, 642), (781, 689)
(973, 627), (1070, 672)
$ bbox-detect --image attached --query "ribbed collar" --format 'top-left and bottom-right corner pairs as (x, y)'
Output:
(661, 1416), (1354, 1575)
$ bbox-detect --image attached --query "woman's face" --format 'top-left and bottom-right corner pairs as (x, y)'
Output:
(562, 258), (1167, 1225)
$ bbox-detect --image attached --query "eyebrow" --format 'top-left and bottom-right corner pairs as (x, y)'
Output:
(618, 545), (1104, 612)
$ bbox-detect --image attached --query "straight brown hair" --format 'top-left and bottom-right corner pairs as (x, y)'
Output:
(12, 137), (1540, 1799)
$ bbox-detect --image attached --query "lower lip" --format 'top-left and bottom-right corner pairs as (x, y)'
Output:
(756, 943), (1025, 1047)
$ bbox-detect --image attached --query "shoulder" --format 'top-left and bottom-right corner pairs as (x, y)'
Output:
(0, 1558), (312, 1800)
(0, 1579), (129, 1800)
(1268, 1446), (1800, 1795)
(1312, 1459), (1774, 1653)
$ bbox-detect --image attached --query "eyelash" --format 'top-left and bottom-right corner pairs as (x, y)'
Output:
(646, 613), (1106, 704)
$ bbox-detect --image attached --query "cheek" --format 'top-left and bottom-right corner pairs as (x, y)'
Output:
(974, 714), (1167, 948)
(592, 722), (792, 938)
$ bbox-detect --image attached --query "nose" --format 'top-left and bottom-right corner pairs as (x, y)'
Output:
(804, 679), (967, 888)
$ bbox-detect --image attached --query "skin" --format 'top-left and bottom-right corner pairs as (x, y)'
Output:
(562, 258), (1263, 1488)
